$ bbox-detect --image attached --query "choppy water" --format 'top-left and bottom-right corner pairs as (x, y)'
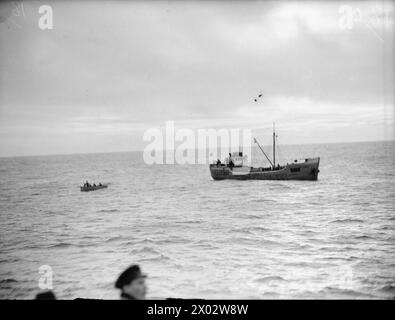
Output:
(0, 141), (394, 299)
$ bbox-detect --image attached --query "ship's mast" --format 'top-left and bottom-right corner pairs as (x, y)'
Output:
(273, 122), (276, 169)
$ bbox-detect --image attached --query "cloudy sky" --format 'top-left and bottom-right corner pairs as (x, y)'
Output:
(0, 0), (393, 156)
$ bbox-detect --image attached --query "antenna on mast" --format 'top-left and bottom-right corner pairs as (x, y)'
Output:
(272, 123), (276, 169)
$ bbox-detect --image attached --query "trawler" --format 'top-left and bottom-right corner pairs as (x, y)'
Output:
(209, 125), (320, 181)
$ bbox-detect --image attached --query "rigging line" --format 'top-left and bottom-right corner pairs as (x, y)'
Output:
(254, 137), (274, 167)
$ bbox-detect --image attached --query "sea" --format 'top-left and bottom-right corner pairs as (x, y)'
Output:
(0, 141), (394, 299)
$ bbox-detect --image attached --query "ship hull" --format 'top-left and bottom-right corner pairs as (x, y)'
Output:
(210, 158), (320, 181)
(80, 185), (108, 192)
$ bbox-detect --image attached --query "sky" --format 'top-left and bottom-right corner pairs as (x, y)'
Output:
(0, 0), (394, 157)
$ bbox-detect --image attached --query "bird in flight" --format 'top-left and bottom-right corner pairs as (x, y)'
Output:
(254, 91), (263, 102)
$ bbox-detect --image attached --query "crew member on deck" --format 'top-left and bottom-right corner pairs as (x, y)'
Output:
(115, 265), (147, 300)
(228, 153), (234, 168)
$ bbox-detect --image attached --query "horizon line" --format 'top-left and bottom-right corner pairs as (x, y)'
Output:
(0, 138), (394, 159)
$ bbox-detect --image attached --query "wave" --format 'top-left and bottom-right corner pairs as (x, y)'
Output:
(222, 237), (280, 247)
(354, 235), (372, 240)
(47, 242), (73, 248)
(233, 226), (270, 233)
(123, 238), (157, 246)
(0, 279), (18, 284)
(254, 276), (286, 283)
(380, 284), (395, 294)
(322, 286), (376, 298)
(243, 214), (262, 219)
(131, 246), (161, 255)
(140, 253), (171, 262)
(104, 236), (123, 243)
(97, 209), (119, 213)
(175, 220), (203, 225)
(252, 198), (277, 203)
(330, 218), (364, 224)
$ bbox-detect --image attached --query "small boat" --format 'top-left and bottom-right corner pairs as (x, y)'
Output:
(80, 184), (108, 192)
(209, 124), (320, 181)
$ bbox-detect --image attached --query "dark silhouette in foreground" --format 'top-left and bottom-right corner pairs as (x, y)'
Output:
(115, 265), (147, 300)
(35, 291), (56, 300)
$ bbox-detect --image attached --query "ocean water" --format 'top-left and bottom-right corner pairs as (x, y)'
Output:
(0, 141), (394, 299)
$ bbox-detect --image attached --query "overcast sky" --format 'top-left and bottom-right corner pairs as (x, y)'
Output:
(0, 1), (394, 156)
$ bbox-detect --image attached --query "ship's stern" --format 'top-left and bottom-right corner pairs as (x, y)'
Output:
(209, 164), (231, 180)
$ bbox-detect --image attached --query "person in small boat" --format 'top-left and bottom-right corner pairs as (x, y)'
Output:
(115, 265), (147, 300)
(84, 180), (91, 188)
(216, 159), (221, 166)
(93, 183), (96, 187)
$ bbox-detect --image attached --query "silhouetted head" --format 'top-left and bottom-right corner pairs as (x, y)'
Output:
(115, 265), (147, 300)
(35, 291), (56, 300)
